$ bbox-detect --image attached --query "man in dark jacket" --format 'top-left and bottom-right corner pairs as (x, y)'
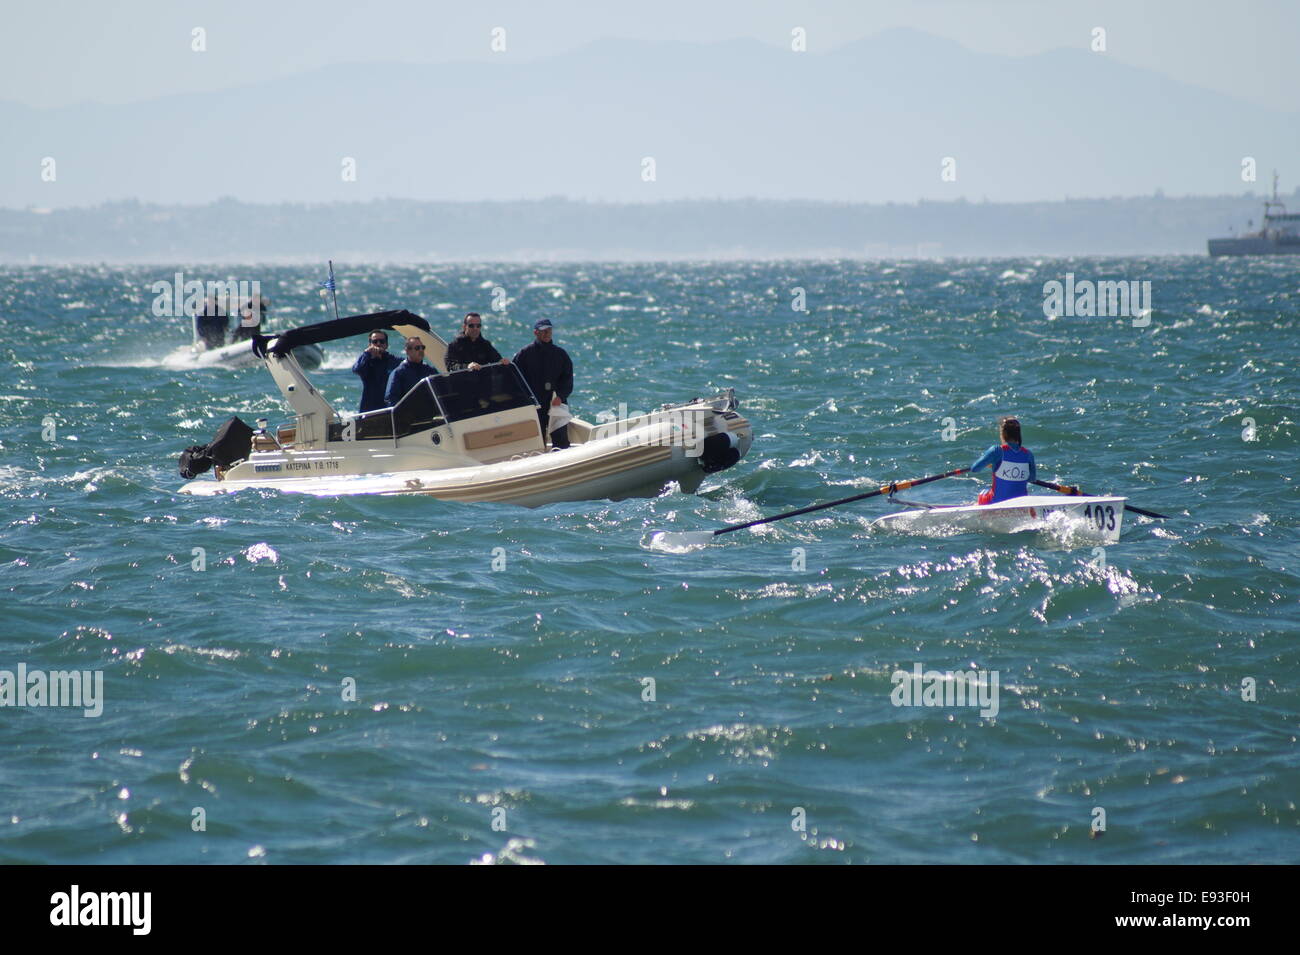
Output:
(351, 329), (402, 412)
(445, 313), (510, 371)
(384, 337), (439, 407)
(232, 292), (270, 342)
(513, 318), (573, 449)
(194, 294), (228, 349)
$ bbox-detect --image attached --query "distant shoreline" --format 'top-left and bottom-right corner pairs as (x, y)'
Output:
(3, 194), (1293, 263)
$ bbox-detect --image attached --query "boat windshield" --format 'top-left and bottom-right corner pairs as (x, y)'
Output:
(430, 365), (537, 423)
(390, 377), (444, 436)
(346, 365), (537, 441)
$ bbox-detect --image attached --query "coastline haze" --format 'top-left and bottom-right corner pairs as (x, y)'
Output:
(2, 3), (1297, 211)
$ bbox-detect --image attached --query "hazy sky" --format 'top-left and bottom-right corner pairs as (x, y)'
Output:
(3, 0), (1296, 113)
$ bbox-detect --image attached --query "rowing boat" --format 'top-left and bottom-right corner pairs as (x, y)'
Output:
(869, 494), (1126, 542)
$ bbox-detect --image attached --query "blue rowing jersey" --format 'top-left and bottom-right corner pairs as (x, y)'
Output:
(971, 443), (1035, 502)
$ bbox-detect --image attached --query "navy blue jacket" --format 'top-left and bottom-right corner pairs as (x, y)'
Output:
(445, 335), (502, 371)
(352, 350), (402, 413)
(384, 359), (439, 408)
(512, 340), (573, 403)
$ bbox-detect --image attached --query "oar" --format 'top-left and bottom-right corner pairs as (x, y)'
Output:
(650, 469), (968, 548)
(1031, 479), (1170, 519)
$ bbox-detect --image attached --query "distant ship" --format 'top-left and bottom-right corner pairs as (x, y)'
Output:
(1208, 172), (1300, 256)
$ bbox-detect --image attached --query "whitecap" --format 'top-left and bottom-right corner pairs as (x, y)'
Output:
(243, 542), (279, 563)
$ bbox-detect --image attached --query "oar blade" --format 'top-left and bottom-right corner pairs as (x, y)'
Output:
(1124, 504), (1171, 520)
(646, 529), (717, 552)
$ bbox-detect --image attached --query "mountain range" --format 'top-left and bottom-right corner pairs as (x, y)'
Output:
(2, 29), (1296, 208)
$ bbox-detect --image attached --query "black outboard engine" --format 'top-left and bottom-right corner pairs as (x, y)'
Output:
(179, 416), (255, 479)
(699, 430), (741, 473)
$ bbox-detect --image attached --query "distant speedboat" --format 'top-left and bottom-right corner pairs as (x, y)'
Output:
(169, 311), (325, 371)
(1208, 171), (1300, 257)
(177, 310), (753, 506)
(169, 336), (325, 371)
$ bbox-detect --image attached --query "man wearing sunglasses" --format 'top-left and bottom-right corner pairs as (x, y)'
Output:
(445, 312), (510, 372)
(383, 337), (439, 408)
(351, 330), (403, 413)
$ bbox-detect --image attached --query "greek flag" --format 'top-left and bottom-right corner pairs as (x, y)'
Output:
(318, 262), (336, 291)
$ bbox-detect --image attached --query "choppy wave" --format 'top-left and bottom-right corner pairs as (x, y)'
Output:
(0, 257), (1296, 863)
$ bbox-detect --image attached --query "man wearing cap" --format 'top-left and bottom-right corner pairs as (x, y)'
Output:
(513, 318), (573, 449)
(445, 312), (510, 372)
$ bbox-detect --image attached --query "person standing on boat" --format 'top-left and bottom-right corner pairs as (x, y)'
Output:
(194, 293), (228, 349)
(232, 292), (269, 343)
(352, 329), (402, 413)
(383, 337), (439, 407)
(445, 313), (510, 371)
(970, 416), (1035, 505)
(513, 318), (573, 449)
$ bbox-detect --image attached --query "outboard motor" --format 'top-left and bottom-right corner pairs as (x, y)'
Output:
(699, 429), (741, 473)
(178, 444), (213, 479)
(179, 416), (255, 479)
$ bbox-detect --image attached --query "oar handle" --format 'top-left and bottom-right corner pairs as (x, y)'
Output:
(714, 468), (968, 536)
(1031, 479), (1170, 520)
(1032, 479), (1082, 495)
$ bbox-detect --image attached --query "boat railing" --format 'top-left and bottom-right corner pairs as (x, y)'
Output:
(395, 377), (451, 441)
(327, 366), (547, 449)
(334, 379), (448, 445)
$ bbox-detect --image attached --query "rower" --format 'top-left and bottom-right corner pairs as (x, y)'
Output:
(970, 416), (1035, 505)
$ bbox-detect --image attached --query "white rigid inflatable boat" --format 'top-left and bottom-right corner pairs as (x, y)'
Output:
(178, 310), (753, 506)
(164, 335), (325, 371)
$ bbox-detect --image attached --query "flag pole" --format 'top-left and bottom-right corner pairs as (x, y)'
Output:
(328, 260), (340, 321)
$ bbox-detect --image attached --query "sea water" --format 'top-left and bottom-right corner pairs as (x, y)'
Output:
(0, 258), (1295, 863)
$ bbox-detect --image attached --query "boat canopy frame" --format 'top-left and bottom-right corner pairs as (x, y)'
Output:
(252, 309), (432, 358)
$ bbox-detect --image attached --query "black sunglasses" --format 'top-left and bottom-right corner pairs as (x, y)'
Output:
(466, 323), (481, 328)
(406, 344), (425, 350)
(370, 338), (387, 345)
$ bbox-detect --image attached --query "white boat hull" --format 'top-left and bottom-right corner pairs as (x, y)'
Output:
(166, 340), (324, 370)
(870, 495), (1126, 543)
(180, 405), (752, 507)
